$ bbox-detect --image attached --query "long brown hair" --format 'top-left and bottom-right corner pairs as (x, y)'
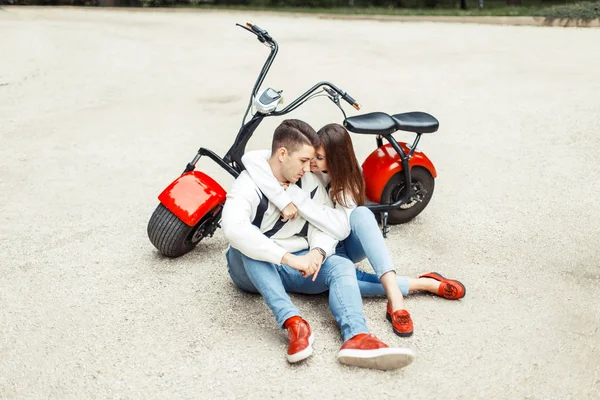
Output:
(317, 123), (366, 207)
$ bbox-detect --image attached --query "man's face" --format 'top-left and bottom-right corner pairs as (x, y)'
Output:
(280, 144), (315, 183)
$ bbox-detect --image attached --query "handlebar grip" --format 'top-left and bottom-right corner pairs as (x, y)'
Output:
(246, 22), (264, 35)
(246, 22), (273, 43)
(342, 93), (361, 110)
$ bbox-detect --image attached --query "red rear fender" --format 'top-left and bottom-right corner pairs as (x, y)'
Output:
(158, 171), (227, 226)
(362, 142), (437, 203)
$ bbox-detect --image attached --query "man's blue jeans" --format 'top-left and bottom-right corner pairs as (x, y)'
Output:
(226, 247), (369, 342)
(339, 206), (410, 297)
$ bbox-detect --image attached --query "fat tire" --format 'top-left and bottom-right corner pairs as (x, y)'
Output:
(147, 203), (200, 257)
(380, 166), (435, 225)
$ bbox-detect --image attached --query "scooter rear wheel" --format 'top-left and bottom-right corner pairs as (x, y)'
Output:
(147, 203), (222, 257)
(379, 166), (435, 225)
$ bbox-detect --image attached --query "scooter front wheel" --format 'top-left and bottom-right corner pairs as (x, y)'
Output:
(380, 166), (435, 225)
(147, 203), (222, 257)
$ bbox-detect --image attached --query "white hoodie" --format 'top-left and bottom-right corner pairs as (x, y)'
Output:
(221, 169), (338, 265)
(241, 150), (357, 241)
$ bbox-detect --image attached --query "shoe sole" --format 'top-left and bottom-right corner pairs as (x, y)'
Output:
(286, 333), (315, 363)
(421, 271), (466, 299)
(338, 347), (415, 371)
(385, 313), (413, 337)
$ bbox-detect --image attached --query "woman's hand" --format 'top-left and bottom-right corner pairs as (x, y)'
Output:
(280, 202), (298, 222)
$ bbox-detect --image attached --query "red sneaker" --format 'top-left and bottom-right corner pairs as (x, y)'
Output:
(337, 333), (415, 371)
(283, 316), (314, 363)
(386, 302), (414, 337)
(419, 272), (466, 300)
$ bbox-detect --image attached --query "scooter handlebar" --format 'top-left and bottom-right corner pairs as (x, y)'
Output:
(244, 22), (274, 43)
(245, 22), (262, 34)
(342, 92), (361, 110)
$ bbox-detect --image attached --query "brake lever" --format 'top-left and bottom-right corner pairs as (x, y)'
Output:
(324, 87), (347, 120)
(323, 87), (337, 98)
(236, 23), (256, 35)
(236, 23), (273, 46)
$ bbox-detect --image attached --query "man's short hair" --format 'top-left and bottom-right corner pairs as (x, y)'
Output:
(271, 119), (320, 155)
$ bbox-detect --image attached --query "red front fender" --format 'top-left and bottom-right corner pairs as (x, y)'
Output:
(158, 171), (227, 227)
(362, 142), (437, 203)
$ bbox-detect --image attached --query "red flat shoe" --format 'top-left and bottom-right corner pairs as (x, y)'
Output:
(386, 302), (414, 337)
(419, 272), (466, 300)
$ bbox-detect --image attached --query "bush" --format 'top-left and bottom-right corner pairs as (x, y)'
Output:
(0, 0), (98, 4)
(533, 1), (600, 21)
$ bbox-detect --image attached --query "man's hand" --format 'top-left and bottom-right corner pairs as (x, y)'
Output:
(281, 251), (323, 281)
(305, 249), (324, 281)
(280, 202), (298, 222)
(281, 253), (314, 275)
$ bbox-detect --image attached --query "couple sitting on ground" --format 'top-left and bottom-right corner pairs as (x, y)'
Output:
(221, 119), (465, 371)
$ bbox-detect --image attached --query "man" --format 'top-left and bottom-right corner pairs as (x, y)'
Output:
(221, 119), (415, 370)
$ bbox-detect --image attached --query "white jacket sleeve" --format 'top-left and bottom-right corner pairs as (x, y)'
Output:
(307, 224), (337, 260)
(221, 176), (288, 265)
(304, 178), (339, 256)
(286, 184), (352, 241)
(241, 150), (292, 211)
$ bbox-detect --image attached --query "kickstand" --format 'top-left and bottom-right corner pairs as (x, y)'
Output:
(381, 211), (390, 238)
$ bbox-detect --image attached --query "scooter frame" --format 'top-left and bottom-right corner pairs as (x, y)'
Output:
(154, 22), (437, 255)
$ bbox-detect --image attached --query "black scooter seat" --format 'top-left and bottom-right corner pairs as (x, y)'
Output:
(344, 111), (439, 135)
(391, 112), (439, 134)
(343, 112), (397, 135)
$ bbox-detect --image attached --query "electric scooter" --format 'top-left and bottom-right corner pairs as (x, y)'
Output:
(147, 22), (439, 258)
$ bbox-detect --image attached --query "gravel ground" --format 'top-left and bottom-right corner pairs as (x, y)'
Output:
(1, 6), (599, 400)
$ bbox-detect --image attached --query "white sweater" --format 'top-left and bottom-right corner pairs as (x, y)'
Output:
(241, 150), (357, 241)
(221, 170), (338, 265)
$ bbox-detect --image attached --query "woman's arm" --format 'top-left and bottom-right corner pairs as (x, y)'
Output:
(242, 150), (353, 241)
(286, 181), (353, 241)
(241, 150), (292, 211)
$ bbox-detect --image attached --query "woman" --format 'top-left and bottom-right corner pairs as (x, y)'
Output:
(241, 123), (465, 337)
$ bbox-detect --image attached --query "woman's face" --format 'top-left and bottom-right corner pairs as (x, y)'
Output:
(310, 146), (327, 172)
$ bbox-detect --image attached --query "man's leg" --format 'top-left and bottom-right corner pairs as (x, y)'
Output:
(226, 247), (258, 293)
(323, 255), (371, 342)
(282, 252), (416, 370)
(227, 248), (301, 328)
(226, 248), (314, 363)
(282, 253), (369, 342)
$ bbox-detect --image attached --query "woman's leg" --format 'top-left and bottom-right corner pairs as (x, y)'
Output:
(345, 206), (407, 312)
(337, 244), (407, 296)
(408, 273), (466, 300)
(407, 277), (441, 293)
(355, 269), (410, 297)
(353, 273), (459, 298)
(344, 208), (464, 302)
(344, 208), (450, 297)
